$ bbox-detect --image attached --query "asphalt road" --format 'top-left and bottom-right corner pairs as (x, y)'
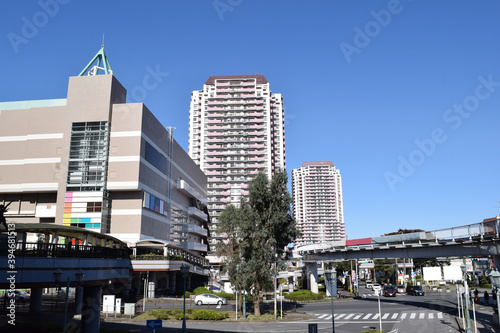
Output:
(100, 287), (470, 333)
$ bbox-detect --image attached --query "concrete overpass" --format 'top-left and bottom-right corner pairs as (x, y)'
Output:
(298, 219), (500, 293)
(0, 223), (131, 332)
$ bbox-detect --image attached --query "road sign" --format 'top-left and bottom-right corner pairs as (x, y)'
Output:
(146, 320), (162, 329)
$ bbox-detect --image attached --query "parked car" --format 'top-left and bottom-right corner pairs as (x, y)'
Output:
(383, 285), (396, 297)
(407, 285), (425, 296)
(396, 285), (406, 293)
(365, 280), (373, 289)
(7, 290), (30, 301)
(372, 283), (382, 294)
(194, 293), (227, 305)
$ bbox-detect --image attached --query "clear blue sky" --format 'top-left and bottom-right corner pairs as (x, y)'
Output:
(2, 1), (500, 239)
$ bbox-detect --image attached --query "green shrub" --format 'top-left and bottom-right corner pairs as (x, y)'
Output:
(172, 309), (191, 320)
(149, 309), (170, 320)
(318, 285), (326, 293)
(214, 291), (234, 300)
(284, 290), (323, 301)
(193, 286), (210, 294)
(482, 283), (492, 289)
(361, 329), (384, 333)
(191, 309), (230, 320)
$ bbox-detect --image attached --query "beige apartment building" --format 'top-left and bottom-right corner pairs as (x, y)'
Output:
(0, 59), (209, 256)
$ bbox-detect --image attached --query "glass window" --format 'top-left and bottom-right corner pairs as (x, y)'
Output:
(145, 141), (167, 174)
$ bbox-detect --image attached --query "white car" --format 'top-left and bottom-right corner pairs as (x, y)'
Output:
(194, 293), (227, 305)
(7, 290), (30, 301)
(372, 283), (381, 294)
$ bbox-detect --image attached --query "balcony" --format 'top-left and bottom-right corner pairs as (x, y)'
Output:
(183, 224), (208, 237)
(181, 242), (208, 253)
(177, 179), (207, 205)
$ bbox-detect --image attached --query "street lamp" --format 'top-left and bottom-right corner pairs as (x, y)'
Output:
(53, 268), (85, 333)
(488, 269), (500, 327)
(325, 268), (336, 333)
(180, 264), (190, 333)
(461, 263), (473, 333)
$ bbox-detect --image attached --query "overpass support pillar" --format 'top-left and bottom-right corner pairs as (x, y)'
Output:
(75, 286), (83, 314)
(306, 262), (319, 294)
(494, 255), (500, 270)
(29, 287), (43, 313)
(81, 285), (102, 333)
(169, 272), (177, 294)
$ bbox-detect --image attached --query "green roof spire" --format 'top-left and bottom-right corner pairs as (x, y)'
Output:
(78, 45), (113, 76)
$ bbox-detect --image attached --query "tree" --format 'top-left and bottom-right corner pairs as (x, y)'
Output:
(217, 170), (297, 316)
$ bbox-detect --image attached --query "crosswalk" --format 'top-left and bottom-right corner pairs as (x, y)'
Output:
(312, 311), (444, 321)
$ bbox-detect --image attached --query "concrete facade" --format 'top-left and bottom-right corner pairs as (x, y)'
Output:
(0, 73), (209, 255)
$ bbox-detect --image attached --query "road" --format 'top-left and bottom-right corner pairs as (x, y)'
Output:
(100, 287), (470, 332)
(298, 287), (460, 333)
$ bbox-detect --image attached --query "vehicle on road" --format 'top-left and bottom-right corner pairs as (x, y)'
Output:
(372, 283), (381, 294)
(194, 293), (227, 305)
(7, 290), (30, 301)
(383, 285), (396, 297)
(407, 285), (425, 296)
(365, 280), (373, 289)
(396, 285), (406, 293)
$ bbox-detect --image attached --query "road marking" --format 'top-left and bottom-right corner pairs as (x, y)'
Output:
(312, 311), (445, 322)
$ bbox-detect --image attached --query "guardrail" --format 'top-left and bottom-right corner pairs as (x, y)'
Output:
(0, 242), (131, 259)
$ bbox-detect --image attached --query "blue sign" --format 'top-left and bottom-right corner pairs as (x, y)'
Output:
(146, 320), (162, 329)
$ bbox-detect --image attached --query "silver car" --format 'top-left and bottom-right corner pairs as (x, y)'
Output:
(194, 293), (227, 305)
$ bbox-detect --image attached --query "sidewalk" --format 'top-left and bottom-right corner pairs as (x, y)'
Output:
(454, 287), (499, 332)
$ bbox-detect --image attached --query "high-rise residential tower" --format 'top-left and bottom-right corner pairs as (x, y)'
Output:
(292, 161), (345, 246)
(188, 75), (286, 249)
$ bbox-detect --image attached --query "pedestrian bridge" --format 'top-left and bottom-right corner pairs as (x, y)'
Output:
(0, 223), (131, 333)
(299, 218), (500, 264)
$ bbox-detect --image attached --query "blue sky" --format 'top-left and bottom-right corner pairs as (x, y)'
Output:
(1, 1), (500, 239)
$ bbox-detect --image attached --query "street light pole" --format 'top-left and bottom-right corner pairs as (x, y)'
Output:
(488, 269), (500, 327)
(325, 268), (336, 333)
(53, 268), (84, 333)
(461, 263), (473, 333)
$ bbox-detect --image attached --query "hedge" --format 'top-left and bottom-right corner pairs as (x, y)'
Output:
(191, 309), (230, 320)
(284, 290), (324, 301)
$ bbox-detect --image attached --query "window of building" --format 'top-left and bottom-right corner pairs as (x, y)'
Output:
(145, 141), (167, 174)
